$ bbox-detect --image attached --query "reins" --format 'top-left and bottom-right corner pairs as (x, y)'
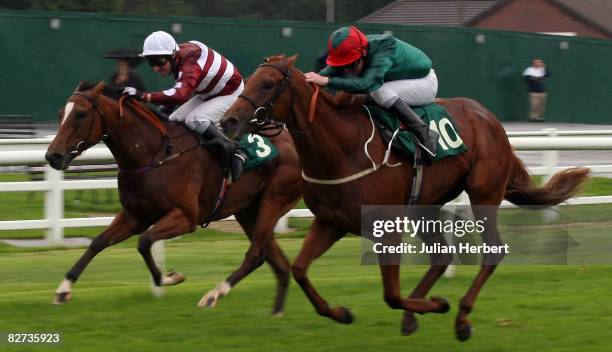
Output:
(300, 106), (402, 185)
(118, 95), (168, 138)
(243, 61), (402, 185)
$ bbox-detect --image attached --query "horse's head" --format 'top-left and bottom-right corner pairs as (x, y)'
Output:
(222, 55), (298, 140)
(45, 81), (108, 170)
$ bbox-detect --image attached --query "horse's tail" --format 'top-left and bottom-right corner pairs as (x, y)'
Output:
(504, 154), (590, 208)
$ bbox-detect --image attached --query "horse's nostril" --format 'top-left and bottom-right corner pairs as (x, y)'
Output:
(225, 117), (238, 128)
(222, 117), (239, 133)
(45, 152), (65, 170)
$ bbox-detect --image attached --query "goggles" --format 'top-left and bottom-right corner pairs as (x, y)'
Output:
(146, 56), (170, 67)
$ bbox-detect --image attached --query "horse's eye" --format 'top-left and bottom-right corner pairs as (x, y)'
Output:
(264, 81), (274, 90)
(75, 111), (87, 119)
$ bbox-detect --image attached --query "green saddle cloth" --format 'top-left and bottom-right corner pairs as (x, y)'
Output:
(365, 103), (467, 161)
(238, 133), (279, 170)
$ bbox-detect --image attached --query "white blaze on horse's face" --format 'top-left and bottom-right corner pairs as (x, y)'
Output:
(61, 102), (75, 126)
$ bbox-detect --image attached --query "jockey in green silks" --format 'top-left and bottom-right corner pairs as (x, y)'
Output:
(305, 26), (440, 160)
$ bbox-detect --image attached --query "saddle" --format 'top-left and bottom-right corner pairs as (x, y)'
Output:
(366, 103), (467, 165)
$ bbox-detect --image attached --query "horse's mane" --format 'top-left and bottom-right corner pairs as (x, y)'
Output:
(262, 56), (363, 112)
(75, 80), (174, 129)
(76, 81), (123, 100)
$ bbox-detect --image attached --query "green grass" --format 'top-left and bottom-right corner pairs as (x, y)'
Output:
(1, 173), (612, 350)
(1, 234), (611, 351)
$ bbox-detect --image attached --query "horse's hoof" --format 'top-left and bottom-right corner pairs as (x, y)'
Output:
(455, 323), (474, 342)
(198, 294), (218, 308)
(272, 310), (285, 318)
(52, 291), (72, 305)
(162, 271), (186, 286)
(197, 282), (231, 309)
(431, 296), (450, 313)
(401, 312), (419, 336)
(331, 306), (354, 324)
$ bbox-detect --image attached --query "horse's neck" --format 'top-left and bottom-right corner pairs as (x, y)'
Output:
(289, 80), (375, 179)
(100, 97), (165, 169)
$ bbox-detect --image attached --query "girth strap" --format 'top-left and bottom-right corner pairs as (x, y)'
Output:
(200, 175), (231, 228)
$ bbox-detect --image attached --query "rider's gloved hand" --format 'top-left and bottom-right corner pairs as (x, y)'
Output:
(122, 87), (144, 101)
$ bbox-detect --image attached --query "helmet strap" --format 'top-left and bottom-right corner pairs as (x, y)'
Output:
(170, 52), (178, 76)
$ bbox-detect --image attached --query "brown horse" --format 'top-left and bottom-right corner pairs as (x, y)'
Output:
(45, 81), (301, 314)
(221, 55), (589, 341)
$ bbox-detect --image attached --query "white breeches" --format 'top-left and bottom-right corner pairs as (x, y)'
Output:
(369, 69), (438, 108)
(169, 82), (244, 133)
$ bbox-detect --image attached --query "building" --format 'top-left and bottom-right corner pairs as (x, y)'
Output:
(361, 0), (612, 39)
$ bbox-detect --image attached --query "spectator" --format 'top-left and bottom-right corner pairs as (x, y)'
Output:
(102, 48), (145, 91)
(522, 58), (550, 122)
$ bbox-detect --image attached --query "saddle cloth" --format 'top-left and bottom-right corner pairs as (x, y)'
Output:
(366, 103), (467, 162)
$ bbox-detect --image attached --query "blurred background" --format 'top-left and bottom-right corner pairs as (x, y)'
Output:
(0, 0), (611, 124)
(1, 2), (612, 351)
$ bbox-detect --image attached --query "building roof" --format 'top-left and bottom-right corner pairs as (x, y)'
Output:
(554, 0), (612, 37)
(467, 0), (612, 38)
(359, 0), (498, 26)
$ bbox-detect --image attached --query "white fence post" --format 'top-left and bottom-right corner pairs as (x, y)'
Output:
(44, 164), (63, 244)
(274, 215), (290, 234)
(542, 129), (560, 222)
(543, 129), (559, 183)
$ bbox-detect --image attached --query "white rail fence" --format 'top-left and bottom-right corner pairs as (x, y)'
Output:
(1, 130), (612, 245)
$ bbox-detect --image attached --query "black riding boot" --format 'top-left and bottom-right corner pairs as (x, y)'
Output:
(201, 125), (246, 181)
(231, 149), (247, 182)
(391, 99), (440, 160)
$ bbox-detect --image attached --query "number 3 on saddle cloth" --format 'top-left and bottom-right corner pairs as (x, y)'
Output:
(367, 103), (467, 164)
(238, 133), (279, 170)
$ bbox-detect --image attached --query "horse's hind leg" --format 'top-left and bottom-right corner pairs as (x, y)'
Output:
(264, 240), (291, 315)
(455, 196), (506, 342)
(198, 159), (300, 312)
(379, 264), (450, 316)
(199, 206), (291, 315)
(137, 208), (197, 287)
(53, 211), (142, 304)
(292, 219), (352, 324)
(401, 208), (453, 335)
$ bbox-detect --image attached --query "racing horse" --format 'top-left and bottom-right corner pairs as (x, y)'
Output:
(221, 55), (589, 341)
(45, 81), (301, 315)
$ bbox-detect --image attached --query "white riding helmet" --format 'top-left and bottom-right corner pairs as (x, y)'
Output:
(140, 31), (179, 56)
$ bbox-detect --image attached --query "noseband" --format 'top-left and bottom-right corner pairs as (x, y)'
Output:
(237, 63), (294, 126)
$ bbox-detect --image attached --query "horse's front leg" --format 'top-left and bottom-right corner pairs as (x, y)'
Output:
(137, 208), (197, 287)
(291, 219), (352, 324)
(53, 211), (142, 304)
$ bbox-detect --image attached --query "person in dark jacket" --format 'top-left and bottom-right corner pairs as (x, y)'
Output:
(522, 58), (550, 122)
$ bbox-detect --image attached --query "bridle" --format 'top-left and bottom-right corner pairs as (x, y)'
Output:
(236, 61), (320, 134)
(67, 91), (111, 158)
(237, 62), (294, 129)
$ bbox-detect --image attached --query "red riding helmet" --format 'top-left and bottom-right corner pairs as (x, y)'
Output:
(326, 26), (368, 67)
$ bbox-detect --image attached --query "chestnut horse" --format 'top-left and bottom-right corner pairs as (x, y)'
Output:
(221, 55), (589, 341)
(45, 81), (301, 314)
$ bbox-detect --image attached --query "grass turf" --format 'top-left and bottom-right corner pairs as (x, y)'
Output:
(1, 173), (612, 350)
(1, 234), (611, 351)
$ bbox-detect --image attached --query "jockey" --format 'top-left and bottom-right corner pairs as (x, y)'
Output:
(123, 31), (246, 181)
(305, 26), (440, 160)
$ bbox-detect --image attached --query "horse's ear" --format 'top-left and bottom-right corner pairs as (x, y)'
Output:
(91, 81), (105, 98)
(74, 81), (86, 92)
(287, 54), (299, 68)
